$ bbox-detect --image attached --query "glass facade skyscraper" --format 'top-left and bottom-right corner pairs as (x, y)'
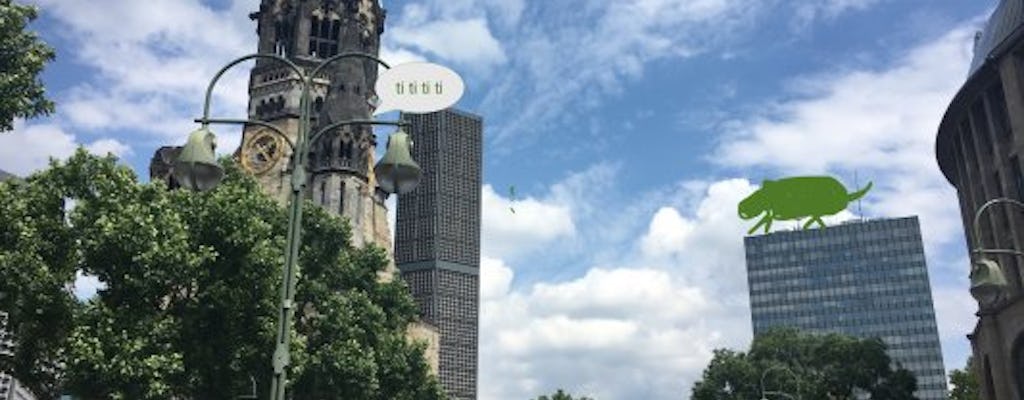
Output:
(744, 216), (947, 400)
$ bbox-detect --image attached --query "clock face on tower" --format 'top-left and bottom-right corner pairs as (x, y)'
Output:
(241, 128), (286, 175)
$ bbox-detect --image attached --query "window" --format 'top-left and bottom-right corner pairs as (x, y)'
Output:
(308, 15), (339, 58)
(274, 22), (288, 56)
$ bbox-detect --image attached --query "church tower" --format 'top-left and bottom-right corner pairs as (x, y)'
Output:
(242, 0), (392, 251)
(241, 0), (441, 377)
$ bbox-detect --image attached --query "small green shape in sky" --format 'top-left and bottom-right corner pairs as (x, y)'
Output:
(738, 176), (872, 235)
(509, 185), (517, 214)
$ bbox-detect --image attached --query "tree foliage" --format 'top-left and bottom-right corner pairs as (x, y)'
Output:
(949, 356), (979, 400)
(0, 150), (445, 399)
(533, 388), (594, 400)
(690, 328), (918, 400)
(0, 0), (56, 132)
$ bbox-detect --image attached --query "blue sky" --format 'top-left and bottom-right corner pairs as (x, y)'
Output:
(0, 0), (998, 398)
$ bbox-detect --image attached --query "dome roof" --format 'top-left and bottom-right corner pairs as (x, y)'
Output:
(970, 0), (1024, 75)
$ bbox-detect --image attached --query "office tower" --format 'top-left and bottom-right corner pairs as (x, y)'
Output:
(935, 0), (1024, 398)
(745, 216), (946, 400)
(396, 109), (482, 400)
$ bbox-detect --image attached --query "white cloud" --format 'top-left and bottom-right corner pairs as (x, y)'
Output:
(30, 0), (254, 143)
(530, 268), (710, 322)
(796, 0), (885, 22)
(0, 122), (78, 175)
(61, 86), (197, 139)
(481, 256), (514, 301)
(929, 261), (975, 373)
(380, 44), (428, 67)
(477, 0), (525, 29)
(480, 178), (755, 400)
(641, 207), (696, 258)
(481, 184), (575, 258)
(390, 17), (506, 68)
(0, 120), (129, 176)
(388, 0), (525, 31)
(932, 283), (975, 343)
(85, 139), (132, 158)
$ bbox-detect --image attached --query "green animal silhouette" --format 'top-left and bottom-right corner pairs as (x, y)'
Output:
(738, 176), (872, 234)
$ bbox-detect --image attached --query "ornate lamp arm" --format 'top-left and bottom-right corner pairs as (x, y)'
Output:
(972, 197), (1024, 257)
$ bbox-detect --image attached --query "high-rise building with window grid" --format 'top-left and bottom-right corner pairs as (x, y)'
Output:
(744, 216), (947, 400)
(396, 108), (482, 400)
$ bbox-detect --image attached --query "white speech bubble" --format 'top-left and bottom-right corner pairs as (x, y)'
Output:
(373, 62), (465, 115)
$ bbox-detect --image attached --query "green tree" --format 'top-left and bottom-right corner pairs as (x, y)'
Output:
(691, 328), (918, 400)
(949, 356), (980, 400)
(0, 150), (445, 399)
(0, 0), (56, 132)
(0, 138), (80, 398)
(534, 388), (594, 400)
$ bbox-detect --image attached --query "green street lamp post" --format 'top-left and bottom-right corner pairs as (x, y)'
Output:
(969, 198), (1016, 308)
(173, 51), (421, 400)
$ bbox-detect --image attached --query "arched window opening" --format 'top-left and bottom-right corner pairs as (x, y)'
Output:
(274, 22), (288, 57)
(314, 97), (324, 113)
(257, 99), (267, 116)
(318, 138), (331, 168)
(308, 12), (339, 58)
